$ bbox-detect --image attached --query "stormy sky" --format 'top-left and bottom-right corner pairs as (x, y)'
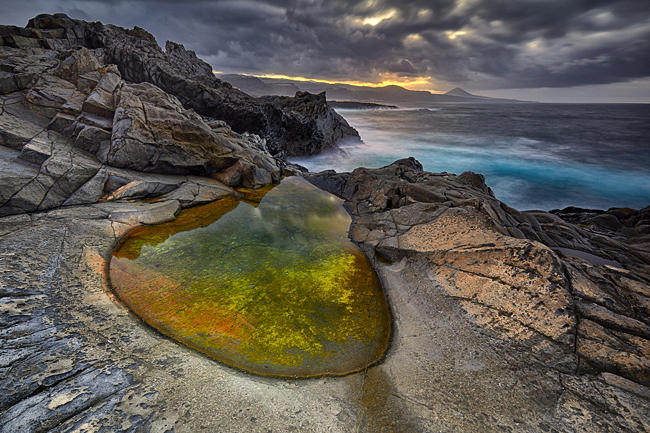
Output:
(2, 0), (649, 102)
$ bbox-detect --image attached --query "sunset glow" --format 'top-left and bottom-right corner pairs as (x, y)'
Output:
(359, 9), (396, 26)
(254, 73), (441, 92)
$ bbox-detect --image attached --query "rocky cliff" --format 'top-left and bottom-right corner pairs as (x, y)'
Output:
(1, 13), (358, 216)
(0, 13), (648, 433)
(1, 13), (358, 166)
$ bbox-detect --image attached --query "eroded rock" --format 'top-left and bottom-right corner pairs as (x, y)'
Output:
(305, 158), (650, 431)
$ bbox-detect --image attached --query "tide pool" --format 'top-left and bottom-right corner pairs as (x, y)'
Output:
(109, 177), (390, 377)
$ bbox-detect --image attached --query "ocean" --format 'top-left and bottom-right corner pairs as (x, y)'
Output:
(290, 103), (650, 211)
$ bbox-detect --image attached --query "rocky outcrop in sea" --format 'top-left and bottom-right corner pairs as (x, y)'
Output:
(0, 13), (648, 433)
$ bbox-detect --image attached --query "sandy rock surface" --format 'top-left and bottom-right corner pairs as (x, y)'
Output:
(0, 12), (648, 433)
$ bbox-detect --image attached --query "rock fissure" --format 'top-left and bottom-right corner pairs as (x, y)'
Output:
(0, 13), (647, 433)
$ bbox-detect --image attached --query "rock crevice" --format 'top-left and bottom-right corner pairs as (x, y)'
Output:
(0, 13), (648, 433)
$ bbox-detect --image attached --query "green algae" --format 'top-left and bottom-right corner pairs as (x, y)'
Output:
(109, 177), (391, 377)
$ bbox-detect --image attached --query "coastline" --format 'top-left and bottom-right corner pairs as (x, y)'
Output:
(0, 13), (648, 433)
(297, 103), (650, 211)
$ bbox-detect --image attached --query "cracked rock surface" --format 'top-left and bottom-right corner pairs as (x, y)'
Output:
(0, 12), (321, 217)
(0, 12), (648, 433)
(306, 158), (649, 432)
(0, 159), (647, 432)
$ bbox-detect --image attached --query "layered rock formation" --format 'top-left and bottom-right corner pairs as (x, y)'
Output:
(1, 13), (356, 216)
(18, 13), (358, 156)
(0, 13), (648, 433)
(1, 158), (647, 432)
(306, 159), (649, 431)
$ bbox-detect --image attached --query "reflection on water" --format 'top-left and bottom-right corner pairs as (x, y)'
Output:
(109, 177), (390, 377)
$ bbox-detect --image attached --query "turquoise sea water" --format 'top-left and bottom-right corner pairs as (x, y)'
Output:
(291, 104), (650, 211)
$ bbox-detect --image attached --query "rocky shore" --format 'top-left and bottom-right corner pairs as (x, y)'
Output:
(1, 14), (648, 433)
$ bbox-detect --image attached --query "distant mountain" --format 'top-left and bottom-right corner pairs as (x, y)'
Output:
(218, 74), (532, 105)
(445, 87), (476, 98)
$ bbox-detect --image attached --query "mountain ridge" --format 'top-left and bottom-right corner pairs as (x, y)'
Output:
(219, 74), (532, 105)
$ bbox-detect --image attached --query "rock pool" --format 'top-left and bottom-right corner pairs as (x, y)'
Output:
(109, 176), (391, 377)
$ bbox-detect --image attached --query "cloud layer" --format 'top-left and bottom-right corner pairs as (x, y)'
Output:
(2, 0), (649, 92)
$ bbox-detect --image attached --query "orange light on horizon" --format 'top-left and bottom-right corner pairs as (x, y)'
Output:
(249, 73), (442, 93)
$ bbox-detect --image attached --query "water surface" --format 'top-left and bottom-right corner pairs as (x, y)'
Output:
(109, 177), (390, 377)
(292, 104), (650, 210)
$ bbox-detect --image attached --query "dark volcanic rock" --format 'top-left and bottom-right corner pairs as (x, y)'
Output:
(258, 91), (360, 155)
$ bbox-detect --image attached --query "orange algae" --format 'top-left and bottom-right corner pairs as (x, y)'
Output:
(109, 177), (390, 377)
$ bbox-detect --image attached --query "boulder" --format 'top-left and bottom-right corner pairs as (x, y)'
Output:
(104, 82), (280, 186)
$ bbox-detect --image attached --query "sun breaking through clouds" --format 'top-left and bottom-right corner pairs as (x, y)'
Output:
(359, 9), (396, 26)
(1, 0), (649, 101)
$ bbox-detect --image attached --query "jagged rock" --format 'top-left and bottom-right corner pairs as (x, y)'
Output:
(80, 64), (120, 118)
(0, 47), (57, 94)
(24, 73), (87, 118)
(104, 81), (280, 186)
(17, 13), (358, 156)
(0, 94), (49, 149)
(0, 129), (101, 216)
(0, 146), (40, 212)
(164, 40), (217, 86)
(70, 124), (108, 155)
(0, 154), (648, 432)
(62, 166), (110, 205)
(47, 112), (76, 133)
(53, 47), (102, 84)
(0, 14), (294, 217)
(305, 158), (649, 430)
(0, 11), (648, 433)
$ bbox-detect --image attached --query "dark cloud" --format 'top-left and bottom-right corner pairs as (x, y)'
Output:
(386, 59), (418, 75)
(1, 0), (649, 91)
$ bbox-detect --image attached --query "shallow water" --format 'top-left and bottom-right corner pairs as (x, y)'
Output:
(109, 177), (390, 377)
(292, 104), (650, 210)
